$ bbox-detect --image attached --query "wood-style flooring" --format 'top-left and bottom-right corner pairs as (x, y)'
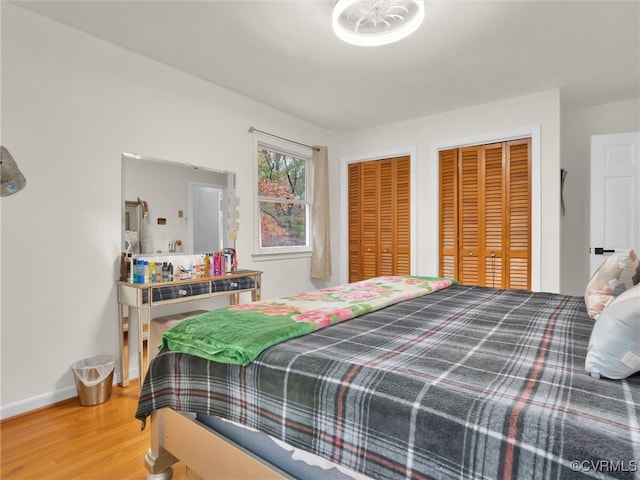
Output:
(1, 379), (203, 480)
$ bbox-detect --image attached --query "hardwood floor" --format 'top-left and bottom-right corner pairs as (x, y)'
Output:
(1, 380), (202, 480)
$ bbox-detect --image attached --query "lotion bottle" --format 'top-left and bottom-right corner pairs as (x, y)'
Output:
(208, 253), (215, 277)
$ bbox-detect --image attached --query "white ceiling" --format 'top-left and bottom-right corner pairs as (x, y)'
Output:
(12, 0), (640, 132)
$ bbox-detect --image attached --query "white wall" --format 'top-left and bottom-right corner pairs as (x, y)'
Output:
(0, 5), (337, 417)
(560, 98), (640, 295)
(336, 90), (562, 292)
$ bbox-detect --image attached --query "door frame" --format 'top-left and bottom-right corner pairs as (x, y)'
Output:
(431, 125), (541, 291)
(339, 146), (417, 284)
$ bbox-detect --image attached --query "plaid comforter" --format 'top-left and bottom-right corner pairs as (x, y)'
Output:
(136, 285), (640, 480)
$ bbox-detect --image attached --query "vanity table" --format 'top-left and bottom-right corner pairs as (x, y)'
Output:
(116, 270), (262, 386)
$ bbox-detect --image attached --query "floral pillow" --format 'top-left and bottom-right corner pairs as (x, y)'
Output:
(584, 249), (640, 319)
(585, 284), (640, 379)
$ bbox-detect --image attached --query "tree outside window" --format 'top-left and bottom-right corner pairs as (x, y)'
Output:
(257, 146), (310, 249)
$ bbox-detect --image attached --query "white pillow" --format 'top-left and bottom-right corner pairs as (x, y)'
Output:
(584, 249), (640, 319)
(585, 284), (640, 379)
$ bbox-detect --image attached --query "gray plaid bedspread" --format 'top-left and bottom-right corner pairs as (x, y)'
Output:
(136, 285), (640, 480)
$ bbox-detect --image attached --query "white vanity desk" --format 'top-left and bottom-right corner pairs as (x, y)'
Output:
(116, 270), (262, 386)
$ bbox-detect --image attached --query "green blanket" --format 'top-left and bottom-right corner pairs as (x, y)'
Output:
(161, 275), (457, 365)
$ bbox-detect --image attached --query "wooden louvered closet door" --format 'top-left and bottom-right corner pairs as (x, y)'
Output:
(348, 162), (362, 281)
(348, 156), (411, 283)
(505, 139), (531, 289)
(439, 138), (531, 289)
(393, 158), (411, 275)
(439, 149), (458, 279)
(483, 143), (505, 288)
(458, 146), (482, 285)
(361, 161), (379, 280)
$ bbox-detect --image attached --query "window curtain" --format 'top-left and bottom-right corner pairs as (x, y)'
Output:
(311, 146), (332, 279)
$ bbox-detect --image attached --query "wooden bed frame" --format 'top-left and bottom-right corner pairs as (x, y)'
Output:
(145, 408), (290, 480)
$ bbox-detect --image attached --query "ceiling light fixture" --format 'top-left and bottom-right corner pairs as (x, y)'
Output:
(332, 0), (425, 47)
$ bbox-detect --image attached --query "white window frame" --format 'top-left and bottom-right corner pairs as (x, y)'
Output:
(252, 133), (313, 260)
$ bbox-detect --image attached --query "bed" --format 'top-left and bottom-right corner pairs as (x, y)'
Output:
(136, 276), (640, 480)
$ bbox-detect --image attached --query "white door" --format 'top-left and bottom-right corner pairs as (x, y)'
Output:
(590, 132), (640, 275)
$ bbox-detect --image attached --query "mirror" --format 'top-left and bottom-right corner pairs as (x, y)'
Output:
(122, 153), (235, 255)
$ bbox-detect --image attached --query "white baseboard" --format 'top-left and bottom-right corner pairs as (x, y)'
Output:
(0, 367), (139, 420)
(0, 385), (77, 420)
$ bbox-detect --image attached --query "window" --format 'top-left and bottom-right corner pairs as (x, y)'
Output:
(254, 138), (312, 257)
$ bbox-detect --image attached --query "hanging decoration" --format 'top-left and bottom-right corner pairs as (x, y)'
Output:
(1, 146), (27, 196)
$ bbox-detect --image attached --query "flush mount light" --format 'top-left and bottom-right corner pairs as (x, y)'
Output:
(332, 0), (425, 47)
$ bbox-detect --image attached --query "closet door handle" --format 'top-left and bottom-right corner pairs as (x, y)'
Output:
(468, 250), (473, 256)
(383, 248), (389, 253)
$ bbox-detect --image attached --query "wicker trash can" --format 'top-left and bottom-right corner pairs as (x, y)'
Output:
(70, 355), (116, 406)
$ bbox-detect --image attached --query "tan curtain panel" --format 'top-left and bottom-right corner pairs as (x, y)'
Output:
(310, 146), (332, 279)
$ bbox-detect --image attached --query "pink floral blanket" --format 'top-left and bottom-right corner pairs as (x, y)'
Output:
(161, 276), (457, 365)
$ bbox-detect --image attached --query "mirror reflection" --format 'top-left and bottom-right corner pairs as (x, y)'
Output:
(122, 153), (233, 255)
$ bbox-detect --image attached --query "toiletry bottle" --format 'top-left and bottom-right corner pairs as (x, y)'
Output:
(208, 253), (215, 277)
(204, 253), (210, 278)
(168, 263), (174, 281)
(148, 261), (154, 283)
(127, 253), (133, 282)
(214, 251), (222, 276)
(231, 248), (238, 271)
(224, 249), (231, 273)
(162, 262), (168, 282)
(132, 259), (138, 283)
(136, 260), (144, 284)
(119, 253), (127, 281)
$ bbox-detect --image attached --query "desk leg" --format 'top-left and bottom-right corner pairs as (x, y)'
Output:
(118, 303), (129, 387)
(138, 307), (150, 382)
(252, 274), (262, 301)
